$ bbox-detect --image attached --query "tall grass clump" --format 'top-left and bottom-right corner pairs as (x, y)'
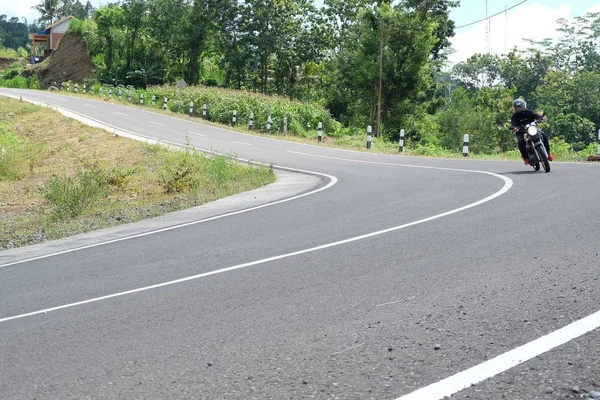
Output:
(41, 171), (108, 220)
(152, 143), (207, 194)
(0, 124), (25, 179)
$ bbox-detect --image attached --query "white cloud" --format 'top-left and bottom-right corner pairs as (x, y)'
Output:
(449, 3), (576, 65)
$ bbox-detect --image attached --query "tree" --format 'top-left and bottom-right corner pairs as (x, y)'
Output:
(321, 0), (371, 54)
(61, 0), (95, 20)
(452, 53), (500, 90)
(94, 5), (126, 79)
(34, 0), (61, 25)
(182, 0), (233, 85)
(122, 0), (148, 70)
(404, 0), (459, 59)
(324, 2), (440, 132)
(497, 48), (552, 106)
(146, 0), (189, 79)
(551, 12), (600, 72)
(0, 16), (29, 49)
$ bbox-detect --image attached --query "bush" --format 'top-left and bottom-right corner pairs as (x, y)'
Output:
(549, 113), (596, 145)
(154, 145), (206, 194)
(0, 74), (42, 89)
(42, 171), (108, 220)
(0, 125), (25, 180)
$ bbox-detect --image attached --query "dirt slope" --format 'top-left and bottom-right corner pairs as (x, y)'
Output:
(30, 34), (94, 88)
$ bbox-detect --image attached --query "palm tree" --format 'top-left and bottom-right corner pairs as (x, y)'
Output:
(33, 0), (61, 26)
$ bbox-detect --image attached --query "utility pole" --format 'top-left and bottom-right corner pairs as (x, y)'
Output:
(377, 20), (384, 138)
(486, 0), (491, 54)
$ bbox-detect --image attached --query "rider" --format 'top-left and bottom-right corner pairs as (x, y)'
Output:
(511, 98), (553, 164)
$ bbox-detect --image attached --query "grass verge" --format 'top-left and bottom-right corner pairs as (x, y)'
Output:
(0, 96), (275, 250)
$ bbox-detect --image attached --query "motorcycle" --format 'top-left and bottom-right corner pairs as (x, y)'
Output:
(518, 120), (551, 173)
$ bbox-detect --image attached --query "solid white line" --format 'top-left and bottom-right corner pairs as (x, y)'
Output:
(0, 166), (336, 268)
(149, 121), (163, 126)
(233, 141), (252, 146)
(286, 150), (513, 181)
(0, 170), (510, 322)
(395, 309), (600, 400)
(187, 131), (206, 137)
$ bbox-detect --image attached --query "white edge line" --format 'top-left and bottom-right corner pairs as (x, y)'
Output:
(0, 92), (338, 268)
(0, 165), (336, 268)
(395, 309), (600, 400)
(0, 172), (511, 322)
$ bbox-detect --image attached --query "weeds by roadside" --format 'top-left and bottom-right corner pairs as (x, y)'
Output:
(0, 96), (275, 250)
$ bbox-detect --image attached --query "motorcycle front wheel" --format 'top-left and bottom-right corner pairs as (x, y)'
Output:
(538, 146), (551, 173)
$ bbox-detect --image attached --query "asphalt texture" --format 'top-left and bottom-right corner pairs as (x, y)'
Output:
(1, 89), (599, 400)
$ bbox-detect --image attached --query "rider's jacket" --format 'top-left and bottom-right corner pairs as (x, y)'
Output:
(511, 109), (543, 134)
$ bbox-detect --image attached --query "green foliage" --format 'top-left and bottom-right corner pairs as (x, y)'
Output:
(154, 144), (207, 194)
(41, 171), (108, 220)
(135, 85), (339, 136)
(0, 75), (41, 89)
(548, 137), (599, 161)
(0, 15), (29, 50)
(0, 124), (25, 180)
(0, 47), (22, 59)
(548, 113), (596, 145)
(434, 86), (515, 154)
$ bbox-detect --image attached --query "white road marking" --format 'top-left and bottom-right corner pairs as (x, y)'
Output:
(332, 343), (365, 356)
(233, 141), (252, 146)
(115, 112), (128, 116)
(0, 165), (510, 322)
(395, 309), (600, 400)
(374, 296), (415, 307)
(187, 131), (206, 137)
(149, 121), (163, 126)
(0, 166), (337, 269)
(84, 104), (97, 108)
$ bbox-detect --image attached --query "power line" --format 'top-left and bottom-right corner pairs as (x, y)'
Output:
(455, 0), (528, 30)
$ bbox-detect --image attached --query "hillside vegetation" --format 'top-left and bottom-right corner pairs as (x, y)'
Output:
(0, 96), (275, 250)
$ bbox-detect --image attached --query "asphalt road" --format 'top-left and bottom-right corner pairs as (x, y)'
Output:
(1, 88), (599, 400)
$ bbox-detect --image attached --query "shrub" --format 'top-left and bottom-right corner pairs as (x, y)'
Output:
(154, 146), (206, 194)
(0, 125), (25, 180)
(42, 171), (108, 220)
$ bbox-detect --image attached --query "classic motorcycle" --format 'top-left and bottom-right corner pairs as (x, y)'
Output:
(520, 120), (551, 173)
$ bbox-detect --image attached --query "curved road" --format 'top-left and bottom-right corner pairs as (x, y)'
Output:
(1, 89), (599, 400)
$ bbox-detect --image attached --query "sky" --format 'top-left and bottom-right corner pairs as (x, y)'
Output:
(2, 0), (600, 64)
(448, 0), (600, 65)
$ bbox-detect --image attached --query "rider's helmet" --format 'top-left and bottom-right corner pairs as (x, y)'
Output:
(513, 98), (527, 109)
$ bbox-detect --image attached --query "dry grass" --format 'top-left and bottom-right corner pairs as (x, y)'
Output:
(0, 96), (275, 250)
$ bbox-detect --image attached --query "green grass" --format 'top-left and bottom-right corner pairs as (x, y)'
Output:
(0, 96), (275, 250)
